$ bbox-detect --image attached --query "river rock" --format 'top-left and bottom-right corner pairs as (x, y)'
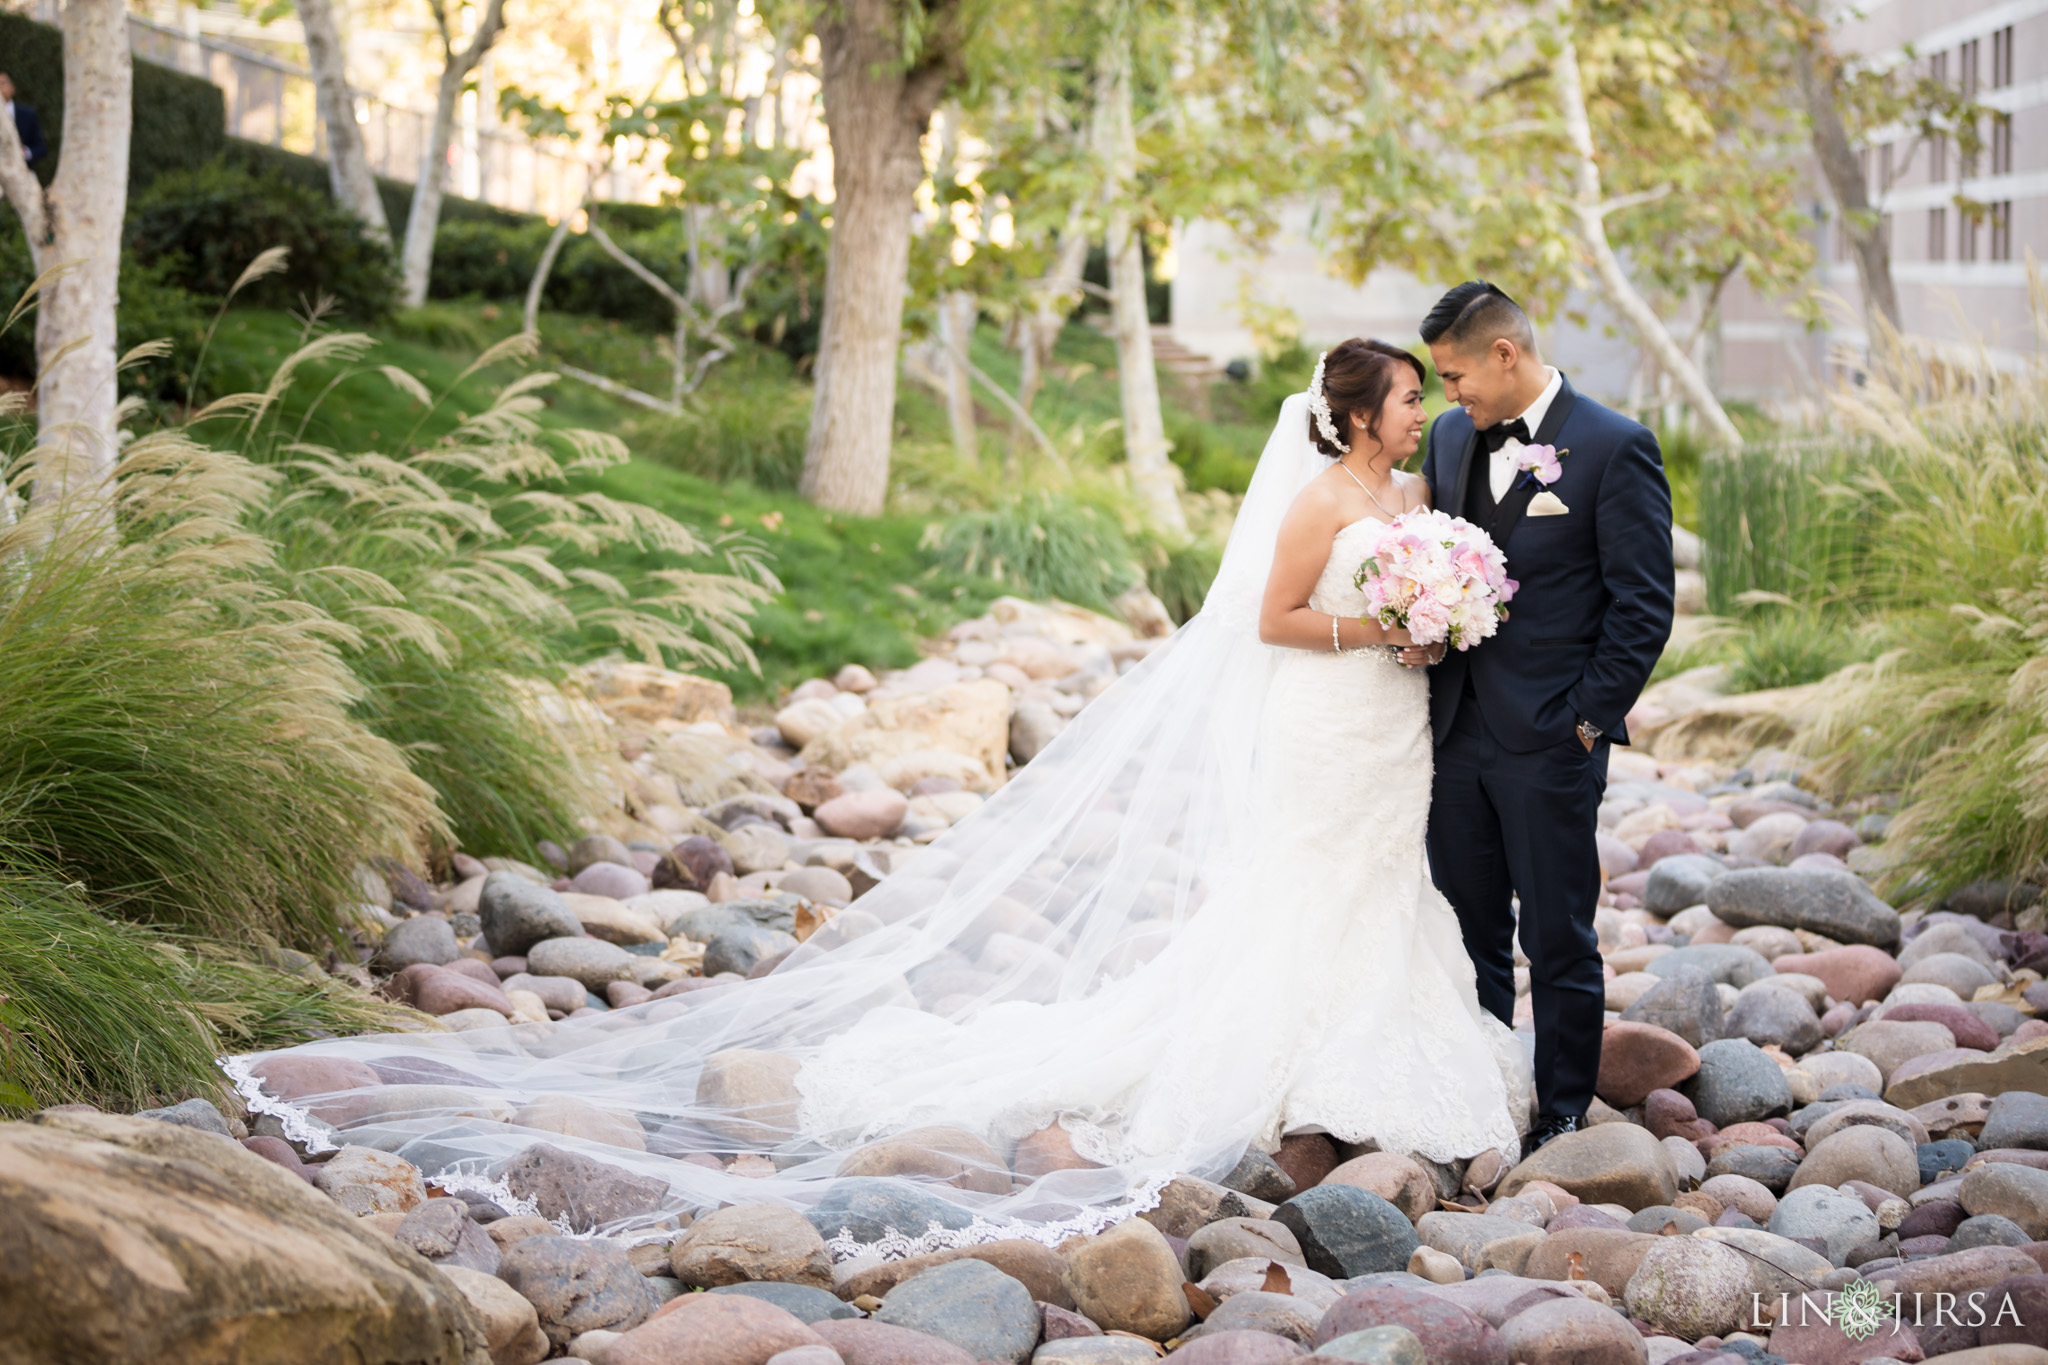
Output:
(1598, 1021), (1702, 1107)
(611, 1293), (827, 1365)
(1685, 1038), (1795, 1127)
(1187, 1218), (1306, 1279)
(1707, 1144), (1803, 1194)
(1769, 1185), (1880, 1264)
(704, 925), (801, 977)
(499, 1142), (668, 1232)
(1904, 952), (2001, 999)
(709, 1282), (857, 1325)
(0, 1111), (490, 1365)
(1729, 811), (1808, 864)
(1694, 1225), (1834, 1302)
(1494, 1295), (1647, 1365)
(1776, 945), (1903, 1007)
(652, 835), (733, 893)
(1764, 1287), (1926, 1364)
(1844, 1018), (1958, 1085)
(1886, 1037), (2048, 1109)
(378, 914), (461, 969)
(393, 1197), (500, 1274)
(806, 1178), (977, 1247)
(814, 790), (911, 840)
(697, 1048), (804, 1146)
(1620, 967), (1725, 1047)
(1522, 1228), (1659, 1297)
(837, 1126), (1010, 1195)
(873, 1259), (1038, 1363)
(1312, 1284), (1507, 1365)
(1184, 1289), (1321, 1344)
(479, 872), (585, 957)
(1982, 1094), (2048, 1152)
(1789, 1125), (1922, 1199)
(1416, 1212), (1545, 1271)
(1707, 868), (1902, 949)
(1886, 1002), (2003, 1052)
(1033, 1338), (1160, 1364)
(1275, 1185), (1420, 1278)
(1622, 1237), (1752, 1339)
(1723, 985), (1824, 1055)
(1061, 1216), (1190, 1341)
(1646, 943), (1775, 988)
(1700, 1173), (1778, 1222)
(671, 1201), (833, 1289)
(1499, 1122), (1678, 1211)
(496, 1233), (660, 1350)
(1323, 1153), (1438, 1223)
(440, 1264), (547, 1365)
(311, 1144), (426, 1216)
(1963, 1163), (2048, 1239)
(1314, 1325), (1426, 1365)
(1643, 854), (1727, 913)
(524, 935), (636, 990)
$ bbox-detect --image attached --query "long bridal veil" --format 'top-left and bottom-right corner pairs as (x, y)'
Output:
(228, 391), (1532, 1255)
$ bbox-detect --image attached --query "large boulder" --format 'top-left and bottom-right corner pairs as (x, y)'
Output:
(1622, 1237), (1753, 1340)
(1642, 853), (1728, 913)
(1885, 1036), (2048, 1109)
(1060, 1216), (1192, 1341)
(0, 1110), (489, 1364)
(1618, 966), (1724, 1047)
(1497, 1123), (1679, 1211)
(799, 681), (1014, 792)
(1707, 867), (1902, 948)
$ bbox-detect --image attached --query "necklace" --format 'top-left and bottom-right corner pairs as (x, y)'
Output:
(1337, 460), (1400, 521)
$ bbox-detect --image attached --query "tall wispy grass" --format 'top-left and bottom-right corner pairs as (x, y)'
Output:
(195, 318), (778, 859)
(1793, 311), (2048, 897)
(0, 422), (440, 944)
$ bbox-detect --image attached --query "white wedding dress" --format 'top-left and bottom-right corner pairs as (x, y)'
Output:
(227, 394), (1530, 1257)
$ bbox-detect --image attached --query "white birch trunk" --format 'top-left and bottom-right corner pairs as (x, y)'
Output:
(397, 0), (508, 308)
(0, 0), (132, 531)
(798, 0), (958, 515)
(1098, 46), (1186, 538)
(1018, 210), (1087, 415)
(1555, 39), (1742, 451)
(937, 290), (978, 461)
(296, 0), (389, 243)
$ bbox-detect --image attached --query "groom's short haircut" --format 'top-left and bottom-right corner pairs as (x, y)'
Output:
(1420, 281), (1537, 357)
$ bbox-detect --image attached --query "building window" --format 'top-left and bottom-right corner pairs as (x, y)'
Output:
(1992, 201), (2013, 261)
(1933, 131), (1948, 180)
(1881, 212), (1894, 253)
(1994, 26), (2015, 88)
(1929, 206), (1948, 260)
(1931, 50), (1949, 87)
(1961, 38), (1981, 98)
(1959, 209), (1980, 262)
(1993, 114), (2012, 175)
(1880, 142), (1894, 191)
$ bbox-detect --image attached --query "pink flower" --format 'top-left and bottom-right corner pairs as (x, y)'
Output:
(1517, 445), (1563, 486)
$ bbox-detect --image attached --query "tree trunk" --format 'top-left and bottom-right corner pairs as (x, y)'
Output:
(1018, 209), (1087, 416)
(798, 0), (962, 515)
(1098, 45), (1187, 537)
(1789, 0), (1900, 337)
(1555, 39), (1742, 451)
(937, 290), (978, 462)
(0, 0), (131, 531)
(296, 0), (389, 243)
(397, 0), (509, 308)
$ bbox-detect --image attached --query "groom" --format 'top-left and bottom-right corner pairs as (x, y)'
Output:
(1417, 282), (1675, 1155)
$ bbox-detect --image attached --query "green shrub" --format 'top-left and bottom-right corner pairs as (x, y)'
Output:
(1697, 438), (1867, 614)
(219, 138), (534, 237)
(0, 223), (208, 399)
(1144, 536), (1223, 624)
(0, 11), (226, 191)
(128, 163), (399, 319)
(925, 492), (1143, 610)
(0, 429), (439, 947)
(1723, 604), (1876, 694)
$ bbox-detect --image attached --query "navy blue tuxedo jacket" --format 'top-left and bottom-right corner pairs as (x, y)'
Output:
(1419, 373), (1674, 752)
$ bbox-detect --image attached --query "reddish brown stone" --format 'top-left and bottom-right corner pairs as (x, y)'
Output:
(1773, 946), (1903, 1007)
(1883, 1002), (2000, 1051)
(1646, 1088), (1718, 1144)
(1275, 1133), (1340, 1191)
(1598, 1021), (1702, 1108)
(1012, 1121), (1106, 1180)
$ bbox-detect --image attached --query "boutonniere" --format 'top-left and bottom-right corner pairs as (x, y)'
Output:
(1513, 444), (1568, 491)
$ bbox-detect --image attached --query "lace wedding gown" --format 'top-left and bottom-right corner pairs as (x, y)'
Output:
(794, 516), (1525, 1172)
(228, 396), (1530, 1256)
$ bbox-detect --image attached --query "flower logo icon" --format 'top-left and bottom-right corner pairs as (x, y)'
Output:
(1832, 1280), (1891, 1341)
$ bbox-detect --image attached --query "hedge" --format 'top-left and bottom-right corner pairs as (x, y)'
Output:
(220, 138), (533, 235)
(0, 11), (225, 191)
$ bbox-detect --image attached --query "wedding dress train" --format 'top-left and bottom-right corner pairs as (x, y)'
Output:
(228, 394), (1531, 1256)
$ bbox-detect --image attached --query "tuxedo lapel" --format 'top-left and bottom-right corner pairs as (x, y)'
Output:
(1495, 374), (1580, 547)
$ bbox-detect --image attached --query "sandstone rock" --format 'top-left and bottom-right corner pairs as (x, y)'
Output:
(835, 1240), (1071, 1310)
(1623, 1237), (1752, 1340)
(1134, 1173), (1230, 1239)
(393, 1198), (500, 1274)
(510, 1093), (647, 1152)
(697, 1048), (804, 1145)
(440, 1264), (548, 1365)
(874, 1259), (1038, 1364)
(312, 1144), (426, 1216)
(1312, 1284), (1507, 1365)
(814, 790), (910, 840)
(610, 1292), (827, 1365)
(0, 1111), (489, 1365)
(499, 1143), (668, 1232)
(836, 1125), (1009, 1195)
(1494, 1295), (1647, 1365)
(1598, 1021), (1702, 1107)
(1416, 1212), (1546, 1271)
(1322, 1153), (1438, 1223)
(1013, 1121), (1106, 1181)
(479, 872), (586, 957)
(1886, 1037), (2048, 1110)
(1964, 1163), (2048, 1239)
(1187, 1217), (1306, 1279)
(1499, 1122), (1678, 1211)
(1789, 1126), (1922, 1200)
(800, 681), (1013, 793)
(1707, 868), (1902, 948)
(1522, 1228), (1660, 1297)
(1060, 1216), (1191, 1341)
(671, 1202), (833, 1289)
(1274, 1185), (1420, 1278)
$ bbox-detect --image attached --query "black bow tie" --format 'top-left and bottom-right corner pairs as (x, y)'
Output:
(1480, 418), (1531, 454)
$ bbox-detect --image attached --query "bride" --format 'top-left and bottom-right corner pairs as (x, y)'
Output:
(231, 340), (1532, 1254)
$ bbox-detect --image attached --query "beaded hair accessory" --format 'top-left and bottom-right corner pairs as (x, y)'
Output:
(1308, 351), (1349, 454)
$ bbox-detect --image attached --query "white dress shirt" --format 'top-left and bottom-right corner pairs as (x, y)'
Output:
(1489, 366), (1564, 501)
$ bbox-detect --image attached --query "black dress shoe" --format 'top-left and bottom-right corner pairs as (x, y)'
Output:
(1522, 1113), (1586, 1159)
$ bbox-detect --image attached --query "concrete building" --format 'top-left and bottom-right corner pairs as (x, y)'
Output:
(1170, 0), (2048, 409)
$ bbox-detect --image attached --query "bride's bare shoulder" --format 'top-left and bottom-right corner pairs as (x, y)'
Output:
(1283, 468), (1346, 524)
(1395, 469), (1432, 510)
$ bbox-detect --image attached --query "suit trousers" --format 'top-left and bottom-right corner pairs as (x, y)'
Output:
(1427, 697), (1609, 1119)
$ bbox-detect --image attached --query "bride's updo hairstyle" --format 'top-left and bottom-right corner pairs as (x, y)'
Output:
(1307, 338), (1428, 459)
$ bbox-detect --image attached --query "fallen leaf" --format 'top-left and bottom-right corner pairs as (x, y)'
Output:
(1260, 1261), (1293, 1295)
(1182, 1282), (1217, 1320)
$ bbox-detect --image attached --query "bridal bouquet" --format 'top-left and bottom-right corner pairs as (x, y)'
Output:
(1352, 510), (1516, 651)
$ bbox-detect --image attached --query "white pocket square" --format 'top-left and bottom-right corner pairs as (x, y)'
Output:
(1528, 490), (1570, 516)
